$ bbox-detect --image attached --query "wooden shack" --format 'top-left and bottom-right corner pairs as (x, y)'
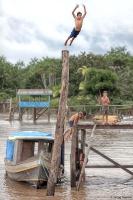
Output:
(17, 89), (52, 122)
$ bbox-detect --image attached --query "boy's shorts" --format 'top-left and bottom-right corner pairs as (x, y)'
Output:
(70, 28), (80, 38)
(102, 106), (109, 115)
(68, 120), (74, 127)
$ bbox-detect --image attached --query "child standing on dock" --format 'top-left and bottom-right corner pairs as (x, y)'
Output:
(64, 4), (87, 46)
(100, 91), (110, 124)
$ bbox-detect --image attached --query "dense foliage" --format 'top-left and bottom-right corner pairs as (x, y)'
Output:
(0, 47), (133, 105)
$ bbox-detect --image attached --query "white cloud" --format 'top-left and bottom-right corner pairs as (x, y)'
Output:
(1, 0), (133, 63)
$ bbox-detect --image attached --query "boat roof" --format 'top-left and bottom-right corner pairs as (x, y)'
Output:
(8, 131), (54, 141)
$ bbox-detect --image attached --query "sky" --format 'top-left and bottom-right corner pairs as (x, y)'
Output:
(0, 0), (133, 63)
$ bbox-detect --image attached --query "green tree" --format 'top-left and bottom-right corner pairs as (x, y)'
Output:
(79, 67), (118, 95)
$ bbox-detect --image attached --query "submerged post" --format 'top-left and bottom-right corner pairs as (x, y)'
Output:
(47, 50), (69, 196)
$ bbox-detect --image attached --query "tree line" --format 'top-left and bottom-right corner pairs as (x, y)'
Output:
(0, 47), (133, 105)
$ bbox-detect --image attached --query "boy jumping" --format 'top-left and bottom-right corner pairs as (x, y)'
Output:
(64, 4), (87, 46)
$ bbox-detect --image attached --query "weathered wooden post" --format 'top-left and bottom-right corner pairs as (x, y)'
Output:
(18, 96), (22, 121)
(9, 98), (12, 121)
(47, 50), (69, 196)
(48, 107), (50, 123)
(70, 127), (77, 187)
(81, 129), (86, 153)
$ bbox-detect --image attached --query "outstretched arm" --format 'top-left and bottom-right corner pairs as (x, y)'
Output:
(82, 4), (87, 18)
(72, 4), (79, 18)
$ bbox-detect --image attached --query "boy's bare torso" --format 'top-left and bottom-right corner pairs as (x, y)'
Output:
(101, 96), (110, 106)
(75, 17), (84, 31)
(64, 4), (86, 46)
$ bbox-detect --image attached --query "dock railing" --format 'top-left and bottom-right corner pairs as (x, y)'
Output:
(67, 104), (133, 119)
(0, 102), (133, 120)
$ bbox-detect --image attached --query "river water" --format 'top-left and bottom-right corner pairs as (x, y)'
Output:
(0, 114), (133, 200)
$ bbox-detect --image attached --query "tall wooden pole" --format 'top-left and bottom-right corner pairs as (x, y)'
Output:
(47, 50), (69, 196)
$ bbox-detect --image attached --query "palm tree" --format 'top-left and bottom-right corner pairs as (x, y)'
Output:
(77, 66), (89, 82)
(77, 66), (90, 92)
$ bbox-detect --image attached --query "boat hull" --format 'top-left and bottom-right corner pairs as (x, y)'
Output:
(5, 158), (49, 187)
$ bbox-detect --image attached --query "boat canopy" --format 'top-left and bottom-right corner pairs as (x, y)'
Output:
(8, 131), (54, 141)
(6, 131), (54, 161)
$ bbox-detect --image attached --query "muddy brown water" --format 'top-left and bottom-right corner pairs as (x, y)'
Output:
(0, 114), (133, 200)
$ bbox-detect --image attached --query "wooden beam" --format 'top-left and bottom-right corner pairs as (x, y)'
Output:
(36, 108), (48, 120)
(47, 50), (69, 196)
(85, 165), (133, 168)
(78, 123), (133, 130)
(91, 147), (133, 176)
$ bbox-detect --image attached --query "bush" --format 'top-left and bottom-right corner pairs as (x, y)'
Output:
(0, 92), (10, 101)
(51, 98), (59, 107)
(68, 95), (96, 106)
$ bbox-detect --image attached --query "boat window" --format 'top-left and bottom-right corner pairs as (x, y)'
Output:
(48, 143), (53, 152)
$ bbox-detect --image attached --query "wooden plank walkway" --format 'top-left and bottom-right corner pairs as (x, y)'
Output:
(77, 121), (133, 129)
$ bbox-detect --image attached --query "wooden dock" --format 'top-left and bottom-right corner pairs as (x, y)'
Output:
(77, 120), (133, 129)
(69, 120), (133, 190)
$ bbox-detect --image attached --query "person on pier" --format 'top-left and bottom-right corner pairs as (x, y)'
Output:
(64, 111), (86, 141)
(100, 91), (110, 124)
(68, 111), (86, 127)
(64, 4), (87, 46)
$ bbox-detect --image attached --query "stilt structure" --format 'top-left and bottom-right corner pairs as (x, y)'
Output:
(70, 120), (133, 191)
(17, 89), (52, 122)
(77, 124), (96, 190)
(47, 50), (69, 196)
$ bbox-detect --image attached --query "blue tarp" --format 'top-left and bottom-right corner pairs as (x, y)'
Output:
(19, 101), (50, 108)
(6, 140), (15, 161)
(11, 131), (52, 137)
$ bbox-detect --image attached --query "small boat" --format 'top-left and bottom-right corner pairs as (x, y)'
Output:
(5, 131), (63, 188)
